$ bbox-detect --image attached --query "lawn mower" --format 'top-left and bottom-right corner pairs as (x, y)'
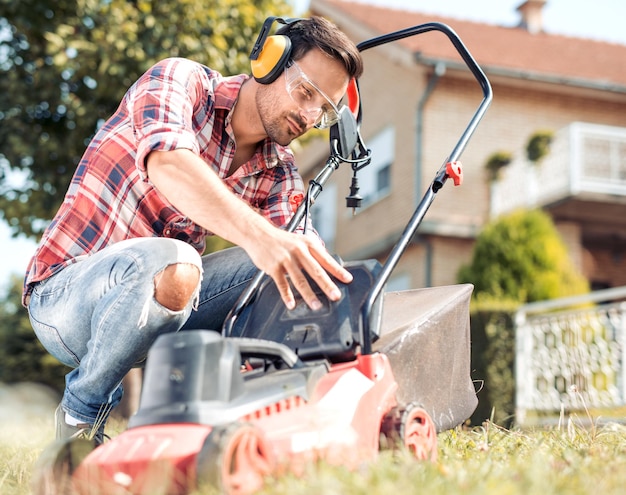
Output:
(35, 22), (492, 495)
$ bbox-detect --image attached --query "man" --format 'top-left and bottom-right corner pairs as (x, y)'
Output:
(23, 16), (363, 444)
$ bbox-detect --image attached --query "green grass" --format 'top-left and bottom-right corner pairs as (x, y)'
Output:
(255, 419), (626, 495)
(3, 414), (626, 495)
(0, 415), (53, 494)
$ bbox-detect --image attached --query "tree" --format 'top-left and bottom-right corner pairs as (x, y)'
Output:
(458, 208), (589, 304)
(0, 0), (292, 239)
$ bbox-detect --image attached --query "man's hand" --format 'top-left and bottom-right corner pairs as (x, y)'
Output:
(243, 228), (353, 310)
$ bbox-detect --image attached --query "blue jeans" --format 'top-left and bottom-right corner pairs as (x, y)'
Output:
(27, 238), (257, 424)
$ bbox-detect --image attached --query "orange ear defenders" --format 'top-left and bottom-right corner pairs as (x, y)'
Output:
(249, 16), (304, 85)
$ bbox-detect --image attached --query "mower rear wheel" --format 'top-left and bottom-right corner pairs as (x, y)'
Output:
(31, 437), (97, 495)
(381, 402), (438, 462)
(400, 403), (438, 461)
(197, 422), (275, 495)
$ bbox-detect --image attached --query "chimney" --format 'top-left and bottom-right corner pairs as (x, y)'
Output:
(516, 0), (546, 34)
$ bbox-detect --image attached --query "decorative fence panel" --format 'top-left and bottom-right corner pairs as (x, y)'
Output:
(515, 286), (626, 426)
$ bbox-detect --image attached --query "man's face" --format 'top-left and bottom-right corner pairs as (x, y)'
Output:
(256, 48), (349, 146)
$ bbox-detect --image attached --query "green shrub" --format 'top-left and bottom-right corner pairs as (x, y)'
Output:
(469, 297), (517, 427)
(458, 209), (589, 304)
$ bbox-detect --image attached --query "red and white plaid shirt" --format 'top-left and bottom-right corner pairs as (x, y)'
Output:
(23, 57), (307, 303)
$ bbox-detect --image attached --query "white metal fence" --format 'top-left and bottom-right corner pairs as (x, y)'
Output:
(515, 286), (626, 426)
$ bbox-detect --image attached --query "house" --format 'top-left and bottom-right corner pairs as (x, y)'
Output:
(296, 0), (626, 291)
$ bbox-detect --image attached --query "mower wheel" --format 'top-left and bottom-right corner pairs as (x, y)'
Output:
(381, 402), (438, 462)
(31, 437), (96, 495)
(197, 422), (275, 495)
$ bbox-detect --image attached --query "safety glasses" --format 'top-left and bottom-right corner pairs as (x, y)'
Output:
(284, 61), (341, 129)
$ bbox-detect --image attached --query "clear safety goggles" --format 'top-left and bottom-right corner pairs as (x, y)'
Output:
(284, 61), (342, 129)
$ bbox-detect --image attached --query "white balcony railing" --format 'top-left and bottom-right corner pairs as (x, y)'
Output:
(491, 122), (626, 217)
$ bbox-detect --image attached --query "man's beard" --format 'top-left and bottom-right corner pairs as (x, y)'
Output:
(256, 88), (306, 146)
(265, 111), (307, 146)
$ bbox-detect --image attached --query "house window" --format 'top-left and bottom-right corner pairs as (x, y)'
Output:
(358, 126), (394, 208)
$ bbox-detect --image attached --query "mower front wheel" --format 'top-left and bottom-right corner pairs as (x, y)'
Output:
(31, 437), (97, 495)
(197, 422), (275, 495)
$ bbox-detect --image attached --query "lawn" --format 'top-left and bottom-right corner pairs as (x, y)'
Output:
(2, 412), (626, 495)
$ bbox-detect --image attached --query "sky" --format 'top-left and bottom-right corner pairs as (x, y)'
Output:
(1, 0), (625, 296)
(295, 0), (626, 45)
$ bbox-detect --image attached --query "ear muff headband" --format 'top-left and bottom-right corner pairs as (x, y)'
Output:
(250, 16), (303, 84)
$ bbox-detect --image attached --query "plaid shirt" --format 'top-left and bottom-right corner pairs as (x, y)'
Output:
(23, 57), (307, 304)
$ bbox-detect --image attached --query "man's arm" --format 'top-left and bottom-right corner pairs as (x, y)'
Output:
(146, 148), (352, 310)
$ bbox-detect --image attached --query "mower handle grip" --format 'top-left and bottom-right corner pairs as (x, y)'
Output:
(234, 337), (304, 369)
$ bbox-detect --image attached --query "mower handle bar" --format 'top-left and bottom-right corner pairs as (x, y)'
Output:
(357, 22), (493, 354)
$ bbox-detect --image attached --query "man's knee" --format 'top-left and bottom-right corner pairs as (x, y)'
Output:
(153, 263), (201, 311)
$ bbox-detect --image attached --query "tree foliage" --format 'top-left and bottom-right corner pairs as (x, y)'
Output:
(0, 0), (293, 239)
(458, 209), (589, 304)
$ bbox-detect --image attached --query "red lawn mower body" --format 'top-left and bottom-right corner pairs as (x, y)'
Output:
(72, 344), (423, 495)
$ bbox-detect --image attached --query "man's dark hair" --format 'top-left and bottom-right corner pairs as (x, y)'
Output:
(278, 16), (364, 80)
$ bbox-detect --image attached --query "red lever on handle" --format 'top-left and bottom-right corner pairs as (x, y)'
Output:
(446, 161), (463, 186)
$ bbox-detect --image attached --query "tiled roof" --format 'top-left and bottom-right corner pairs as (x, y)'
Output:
(314, 0), (626, 90)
